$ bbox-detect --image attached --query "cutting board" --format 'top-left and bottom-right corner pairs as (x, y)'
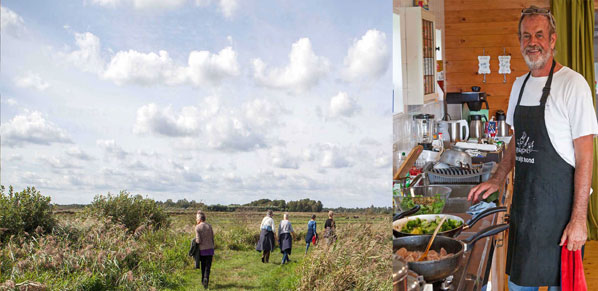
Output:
(394, 145), (423, 180)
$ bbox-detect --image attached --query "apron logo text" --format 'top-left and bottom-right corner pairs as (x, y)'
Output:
(516, 155), (535, 164)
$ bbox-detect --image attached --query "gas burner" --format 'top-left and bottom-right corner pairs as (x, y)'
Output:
(426, 275), (454, 291)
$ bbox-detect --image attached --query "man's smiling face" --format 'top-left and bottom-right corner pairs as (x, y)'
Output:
(519, 15), (556, 71)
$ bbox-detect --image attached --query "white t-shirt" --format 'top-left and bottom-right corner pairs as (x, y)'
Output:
(506, 66), (598, 168)
(260, 216), (274, 231)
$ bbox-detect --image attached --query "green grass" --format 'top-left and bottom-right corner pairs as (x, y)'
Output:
(1, 211), (389, 290)
(170, 240), (310, 290)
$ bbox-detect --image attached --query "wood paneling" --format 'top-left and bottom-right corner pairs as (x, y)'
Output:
(444, 0), (548, 11)
(443, 0), (550, 118)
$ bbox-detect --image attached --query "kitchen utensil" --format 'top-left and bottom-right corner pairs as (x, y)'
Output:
(417, 216), (446, 261)
(438, 120), (469, 143)
(426, 162), (495, 184)
(438, 149), (472, 169)
(496, 110), (510, 137)
(469, 114), (487, 139)
(412, 114), (435, 150)
(393, 224), (509, 282)
(393, 206), (507, 238)
(394, 186), (451, 215)
(393, 206), (421, 222)
(394, 145), (424, 180)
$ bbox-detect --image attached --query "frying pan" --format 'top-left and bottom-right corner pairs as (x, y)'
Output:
(393, 223), (509, 282)
(393, 206), (506, 238)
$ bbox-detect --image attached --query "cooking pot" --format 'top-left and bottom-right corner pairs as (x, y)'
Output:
(438, 149), (472, 169)
(438, 120), (469, 143)
(393, 224), (509, 282)
(393, 206), (507, 238)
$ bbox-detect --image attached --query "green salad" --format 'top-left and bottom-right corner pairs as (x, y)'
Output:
(400, 217), (463, 235)
(399, 194), (445, 215)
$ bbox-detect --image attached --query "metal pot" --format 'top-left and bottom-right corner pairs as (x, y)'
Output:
(393, 224), (509, 282)
(438, 149), (472, 169)
(393, 206), (507, 238)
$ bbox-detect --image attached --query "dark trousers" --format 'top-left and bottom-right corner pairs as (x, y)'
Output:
(262, 250), (270, 263)
(195, 255), (212, 284)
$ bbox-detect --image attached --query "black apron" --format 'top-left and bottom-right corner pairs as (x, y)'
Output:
(505, 60), (575, 286)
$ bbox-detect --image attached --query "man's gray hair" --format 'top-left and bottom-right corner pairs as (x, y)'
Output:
(267, 209), (273, 217)
(518, 6), (557, 39)
(283, 213), (289, 220)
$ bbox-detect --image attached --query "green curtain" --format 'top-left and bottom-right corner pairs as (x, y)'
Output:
(551, 0), (598, 240)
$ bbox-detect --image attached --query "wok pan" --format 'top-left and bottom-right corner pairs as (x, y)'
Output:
(393, 223), (509, 282)
(393, 206), (506, 238)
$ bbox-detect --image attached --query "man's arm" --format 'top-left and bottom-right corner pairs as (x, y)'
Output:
(559, 134), (594, 251)
(468, 137), (517, 202)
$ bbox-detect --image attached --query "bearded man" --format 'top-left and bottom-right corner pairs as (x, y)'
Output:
(468, 6), (598, 290)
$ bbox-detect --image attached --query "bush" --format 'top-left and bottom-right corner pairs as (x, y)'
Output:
(0, 186), (56, 242)
(86, 191), (169, 231)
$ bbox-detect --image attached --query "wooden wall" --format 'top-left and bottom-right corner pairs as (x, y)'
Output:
(444, 0), (550, 118)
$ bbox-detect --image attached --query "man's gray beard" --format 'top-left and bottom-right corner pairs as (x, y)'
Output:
(523, 50), (549, 71)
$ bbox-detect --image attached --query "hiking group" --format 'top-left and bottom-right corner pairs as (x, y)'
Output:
(189, 210), (338, 289)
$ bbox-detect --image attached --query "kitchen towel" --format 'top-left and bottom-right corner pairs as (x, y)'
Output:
(561, 241), (587, 291)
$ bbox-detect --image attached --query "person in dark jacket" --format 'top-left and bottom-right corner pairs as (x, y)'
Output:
(278, 213), (295, 264)
(195, 211), (215, 289)
(305, 214), (317, 254)
(256, 210), (276, 263)
(324, 211), (336, 247)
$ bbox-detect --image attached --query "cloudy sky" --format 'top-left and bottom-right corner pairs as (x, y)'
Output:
(1, 1), (392, 207)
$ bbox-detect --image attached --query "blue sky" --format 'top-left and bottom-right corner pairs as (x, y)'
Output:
(1, 0), (392, 207)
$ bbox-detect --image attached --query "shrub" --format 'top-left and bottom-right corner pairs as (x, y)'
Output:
(0, 186), (56, 242)
(86, 191), (169, 231)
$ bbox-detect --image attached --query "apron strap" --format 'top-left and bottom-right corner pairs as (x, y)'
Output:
(516, 72), (532, 107)
(540, 59), (556, 107)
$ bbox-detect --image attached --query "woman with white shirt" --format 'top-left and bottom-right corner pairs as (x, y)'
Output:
(256, 209), (276, 263)
(278, 213), (296, 264)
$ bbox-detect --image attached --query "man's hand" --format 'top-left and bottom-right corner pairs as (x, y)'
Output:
(560, 218), (587, 251)
(468, 178), (501, 202)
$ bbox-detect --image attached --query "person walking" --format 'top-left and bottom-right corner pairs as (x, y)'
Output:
(256, 210), (276, 263)
(194, 211), (215, 289)
(468, 6), (598, 289)
(278, 213), (296, 265)
(305, 214), (317, 254)
(323, 211), (336, 247)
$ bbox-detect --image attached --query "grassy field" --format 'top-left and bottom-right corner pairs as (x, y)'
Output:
(0, 211), (391, 290)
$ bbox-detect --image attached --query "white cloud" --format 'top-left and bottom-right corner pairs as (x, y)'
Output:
(134, 98), (282, 152)
(342, 29), (389, 82)
(96, 139), (128, 159)
(102, 47), (238, 86)
(1, 7), (25, 37)
(91, 0), (186, 9)
(14, 72), (50, 91)
(185, 47), (240, 86)
(195, 0), (239, 18)
(374, 153), (390, 168)
(65, 146), (95, 161)
(40, 156), (81, 169)
(219, 0), (239, 19)
(1, 111), (72, 147)
(133, 103), (200, 136)
(66, 32), (105, 74)
(305, 143), (352, 169)
(329, 91), (360, 118)
(64, 32), (239, 87)
(252, 38), (330, 91)
(270, 148), (299, 169)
